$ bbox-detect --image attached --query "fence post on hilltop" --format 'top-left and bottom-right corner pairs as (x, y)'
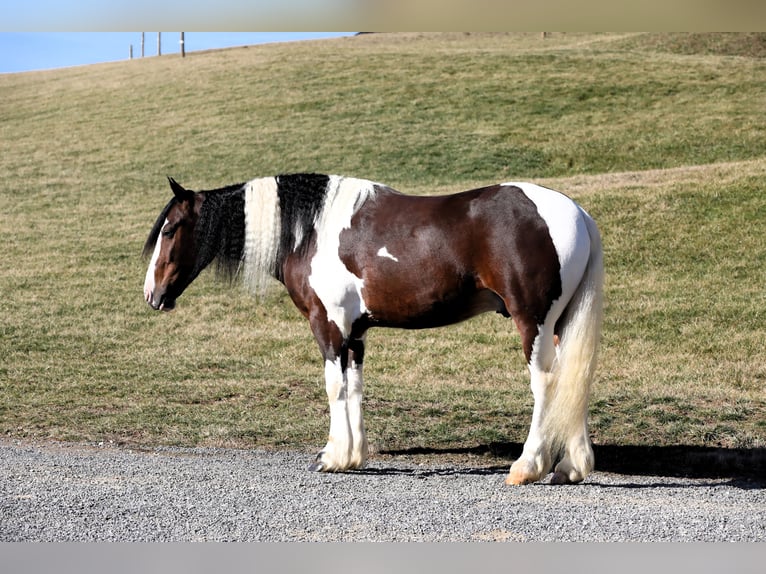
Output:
(141, 33), (145, 57)
(158, 32), (162, 56)
(180, 32), (185, 58)
(129, 45), (133, 60)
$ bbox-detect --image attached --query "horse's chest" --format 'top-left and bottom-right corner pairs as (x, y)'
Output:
(307, 247), (367, 337)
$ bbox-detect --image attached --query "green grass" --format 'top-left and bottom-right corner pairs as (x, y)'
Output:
(1, 33), (764, 460)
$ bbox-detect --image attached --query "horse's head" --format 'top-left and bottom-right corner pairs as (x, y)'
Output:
(142, 178), (204, 311)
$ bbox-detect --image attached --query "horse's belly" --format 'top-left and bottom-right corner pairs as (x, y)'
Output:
(367, 288), (506, 330)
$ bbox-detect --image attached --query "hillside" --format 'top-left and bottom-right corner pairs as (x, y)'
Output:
(1, 33), (764, 458)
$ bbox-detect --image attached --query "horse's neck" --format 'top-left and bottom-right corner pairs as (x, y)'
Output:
(196, 187), (247, 279)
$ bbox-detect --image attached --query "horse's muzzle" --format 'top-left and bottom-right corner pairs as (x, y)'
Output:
(146, 288), (175, 312)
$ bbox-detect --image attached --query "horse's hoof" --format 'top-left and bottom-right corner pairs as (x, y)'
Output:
(308, 452), (325, 472)
(550, 468), (586, 484)
(505, 459), (542, 485)
(549, 471), (572, 484)
(504, 472), (533, 486)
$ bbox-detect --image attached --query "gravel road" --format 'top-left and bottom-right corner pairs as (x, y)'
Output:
(1, 439), (764, 542)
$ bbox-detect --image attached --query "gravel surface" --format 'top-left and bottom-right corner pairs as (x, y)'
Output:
(1, 440), (764, 542)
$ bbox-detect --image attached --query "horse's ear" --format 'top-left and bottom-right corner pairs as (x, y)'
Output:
(167, 177), (194, 202)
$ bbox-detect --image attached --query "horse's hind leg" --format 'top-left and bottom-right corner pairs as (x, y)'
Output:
(505, 312), (595, 485)
(505, 317), (559, 485)
(550, 420), (593, 485)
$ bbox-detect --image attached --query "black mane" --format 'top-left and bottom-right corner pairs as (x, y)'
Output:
(193, 183), (247, 282)
(274, 173), (330, 280)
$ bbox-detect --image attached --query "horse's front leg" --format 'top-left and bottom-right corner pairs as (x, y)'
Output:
(346, 336), (368, 468)
(308, 354), (353, 472)
(308, 327), (368, 472)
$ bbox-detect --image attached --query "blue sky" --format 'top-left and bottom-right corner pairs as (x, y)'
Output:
(0, 33), (357, 74)
(2, 0), (359, 30)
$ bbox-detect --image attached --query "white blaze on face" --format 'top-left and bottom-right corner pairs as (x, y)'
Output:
(376, 246), (399, 262)
(143, 218), (166, 303)
(308, 176), (376, 337)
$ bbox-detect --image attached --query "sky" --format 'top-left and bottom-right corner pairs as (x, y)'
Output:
(0, 33), (358, 74)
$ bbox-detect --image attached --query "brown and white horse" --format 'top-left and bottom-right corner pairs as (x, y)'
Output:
(143, 174), (604, 485)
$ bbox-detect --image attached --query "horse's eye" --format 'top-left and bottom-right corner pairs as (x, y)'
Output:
(161, 225), (176, 238)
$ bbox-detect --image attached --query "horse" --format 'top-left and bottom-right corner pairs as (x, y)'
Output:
(143, 173), (604, 485)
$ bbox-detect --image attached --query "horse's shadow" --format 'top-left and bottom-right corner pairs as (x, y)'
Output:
(374, 442), (766, 488)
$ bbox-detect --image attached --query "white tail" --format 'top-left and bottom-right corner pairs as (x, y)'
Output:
(544, 207), (604, 481)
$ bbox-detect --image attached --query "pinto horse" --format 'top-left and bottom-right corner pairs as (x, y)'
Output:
(143, 174), (604, 485)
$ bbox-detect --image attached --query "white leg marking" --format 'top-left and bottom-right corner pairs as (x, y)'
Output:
(551, 428), (593, 484)
(510, 312), (596, 485)
(508, 327), (557, 484)
(376, 246), (399, 262)
(317, 353), (368, 471)
(143, 219), (166, 303)
(509, 374), (553, 483)
(347, 358), (368, 468)
(320, 358), (353, 471)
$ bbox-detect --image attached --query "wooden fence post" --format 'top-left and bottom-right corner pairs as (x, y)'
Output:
(180, 32), (185, 58)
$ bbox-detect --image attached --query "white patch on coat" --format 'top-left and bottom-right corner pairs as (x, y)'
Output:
(503, 182), (591, 315)
(243, 177), (280, 296)
(376, 246), (399, 262)
(143, 218), (166, 303)
(308, 176), (377, 337)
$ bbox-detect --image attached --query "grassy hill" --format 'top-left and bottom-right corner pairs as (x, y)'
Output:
(1, 33), (764, 463)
